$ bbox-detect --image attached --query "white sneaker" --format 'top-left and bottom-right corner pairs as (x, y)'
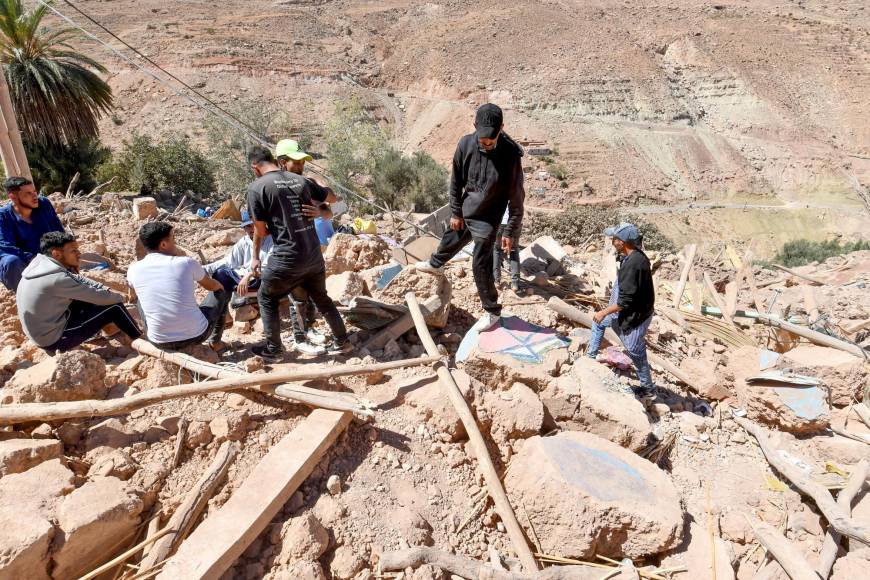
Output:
(306, 328), (327, 346)
(290, 340), (326, 355)
(472, 313), (500, 332)
(414, 260), (444, 275)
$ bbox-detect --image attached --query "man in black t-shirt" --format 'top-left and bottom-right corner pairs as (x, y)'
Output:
(245, 145), (351, 361)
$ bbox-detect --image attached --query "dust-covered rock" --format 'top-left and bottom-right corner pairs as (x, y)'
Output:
(505, 431), (684, 559)
(51, 477), (143, 579)
(462, 347), (568, 392)
(0, 438), (63, 477)
(329, 545), (365, 579)
(551, 357), (652, 452)
(832, 547), (870, 580)
(276, 513), (329, 564)
(2, 351), (107, 404)
(480, 382), (546, 444)
(325, 233), (391, 276)
(0, 507), (54, 580)
(779, 345), (869, 406)
(326, 271), (370, 306)
(404, 376), (466, 442)
(678, 358), (731, 400)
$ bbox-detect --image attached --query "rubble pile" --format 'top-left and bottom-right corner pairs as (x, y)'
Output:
(0, 195), (867, 580)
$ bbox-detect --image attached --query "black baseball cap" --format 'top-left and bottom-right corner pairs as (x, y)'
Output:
(475, 103), (503, 139)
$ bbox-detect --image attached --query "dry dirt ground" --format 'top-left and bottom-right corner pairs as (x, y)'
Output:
(0, 197), (869, 579)
(48, 0), (870, 251)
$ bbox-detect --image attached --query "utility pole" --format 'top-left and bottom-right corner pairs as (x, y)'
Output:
(0, 68), (32, 181)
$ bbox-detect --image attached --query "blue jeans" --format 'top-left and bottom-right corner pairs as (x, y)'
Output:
(588, 314), (655, 390)
(210, 265), (261, 295)
(0, 254), (26, 292)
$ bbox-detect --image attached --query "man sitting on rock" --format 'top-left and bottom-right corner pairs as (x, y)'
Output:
(589, 223), (657, 401)
(128, 222), (232, 352)
(204, 211), (273, 302)
(17, 231), (141, 354)
(0, 176), (65, 291)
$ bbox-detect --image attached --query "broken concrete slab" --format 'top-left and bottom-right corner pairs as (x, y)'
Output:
(2, 350), (107, 404)
(0, 438), (63, 477)
(519, 235), (567, 275)
(480, 382), (547, 445)
(504, 431), (684, 559)
(728, 346), (830, 433)
(678, 358), (731, 400)
(326, 271), (370, 306)
(554, 357), (653, 452)
(779, 345), (869, 407)
(0, 458), (75, 516)
(51, 476), (144, 579)
(462, 346), (568, 391)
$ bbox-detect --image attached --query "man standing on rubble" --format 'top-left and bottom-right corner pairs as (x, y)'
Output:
(588, 223), (657, 400)
(416, 103), (525, 323)
(246, 145), (351, 361)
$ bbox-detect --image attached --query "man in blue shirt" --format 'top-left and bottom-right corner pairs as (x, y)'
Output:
(0, 177), (64, 291)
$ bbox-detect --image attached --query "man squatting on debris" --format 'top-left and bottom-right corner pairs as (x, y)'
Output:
(588, 223), (657, 400)
(17, 231), (142, 354)
(416, 103), (525, 323)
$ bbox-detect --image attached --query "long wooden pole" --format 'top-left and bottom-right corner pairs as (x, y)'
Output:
(745, 516), (819, 580)
(816, 460), (868, 579)
(79, 527), (175, 580)
(547, 297), (701, 393)
(671, 244), (697, 308)
(702, 272), (736, 329)
(736, 417), (870, 545)
(0, 70), (31, 180)
(140, 441), (237, 570)
(754, 314), (868, 360)
(0, 355), (439, 425)
(404, 292), (539, 572)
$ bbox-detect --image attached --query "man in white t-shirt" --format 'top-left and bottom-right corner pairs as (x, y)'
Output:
(128, 222), (232, 351)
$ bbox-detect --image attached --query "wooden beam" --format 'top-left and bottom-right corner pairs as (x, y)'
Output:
(671, 244), (697, 308)
(689, 268), (703, 314)
(803, 285), (820, 323)
(405, 292), (539, 573)
(158, 410), (352, 579)
(745, 515), (819, 580)
(140, 441), (238, 570)
(754, 315), (868, 360)
(0, 355), (439, 425)
(702, 272), (736, 329)
(363, 292), (447, 351)
(816, 460), (868, 579)
(735, 417), (870, 545)
(771, 264), (826, 286)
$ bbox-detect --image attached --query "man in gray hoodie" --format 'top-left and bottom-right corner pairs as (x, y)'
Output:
(17, 232), (141, 354)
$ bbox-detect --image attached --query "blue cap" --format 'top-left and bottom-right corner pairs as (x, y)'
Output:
(604, 222), (640, 242)
(240, 211), (253, 227)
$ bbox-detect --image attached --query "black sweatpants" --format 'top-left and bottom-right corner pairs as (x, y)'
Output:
(46, 301), (142, 354)
(430, 227), (501, 315)
(258, 264), (347, 352)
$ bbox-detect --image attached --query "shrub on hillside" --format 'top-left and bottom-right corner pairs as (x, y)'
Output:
(370, 149), (447, 213)
(26, 137), (111, 194)
(772, 239), (870, 267)
(98, 133), (215, 195)
(524, 205), (676, 253)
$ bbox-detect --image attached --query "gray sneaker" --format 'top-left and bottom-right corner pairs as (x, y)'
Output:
(414, 260), (444, 275)
(632, 386), (658, 402)
(290, 340), (326, 356)
(306, 328), (327, 346)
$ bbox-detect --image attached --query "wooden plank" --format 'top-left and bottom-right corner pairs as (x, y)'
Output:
(771, 264), (826, 286)
(803, 285), (820, 323)
(689, 268), (703, 314)
(158, 410), (352, 579)
(703, 272), (736, 329)
(724, 281), (739, 318)
(671, 244), (697, 308)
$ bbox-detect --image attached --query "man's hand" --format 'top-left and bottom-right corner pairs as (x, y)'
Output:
(250, 257), (261, 277)
(450, 216), (465, 231)
(501, 236), (513, 253)
(301, 203), (321, 218)
(593, 309), (607, 324)
(238, 272), (254, 296)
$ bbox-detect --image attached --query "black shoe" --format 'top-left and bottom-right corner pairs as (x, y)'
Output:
(327, 338), (352, 356)
(510, 280), (521, 292)
(632, 386), (658, 402)
(252, 344), (284, 363)
(231, 295), (258, 309)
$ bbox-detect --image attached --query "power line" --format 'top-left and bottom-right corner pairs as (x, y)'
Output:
(35, 0), (440, 238)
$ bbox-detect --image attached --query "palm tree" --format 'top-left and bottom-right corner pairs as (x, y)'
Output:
(0, 0), (112, 146)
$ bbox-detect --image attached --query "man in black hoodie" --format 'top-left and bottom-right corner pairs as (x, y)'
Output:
(416, 104), (524, 321)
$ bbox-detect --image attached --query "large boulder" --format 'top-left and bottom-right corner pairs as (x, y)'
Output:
(480, 382), (547, 444)
(505, 432), (684, 559)
(132, 197), (158, 220)
(778, 345), (869, 407)
(2, 351), (107, 404)
(51, 477), (143, 579)
(462, 347), (569, 392)
(0, 507), (54, 580)
(326, 271), (370, 306)
(544, 358), (652, 452)
(0, 438), (63, 477)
